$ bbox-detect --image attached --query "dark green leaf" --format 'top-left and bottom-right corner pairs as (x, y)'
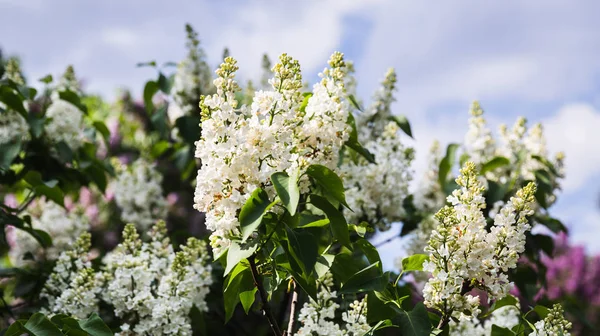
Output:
(309, 194), (351, 249)
(535, 215), (567, 233)
(239, 287), (257, 314)
(401, 254), (429, 272)
(438, 143), (460, 188)
(345, 113), (376, 164)
(355, 239), (381, 270)
(39, 74), (53, 84)
(239, 188), (277, 242)
(398, 303), (432, 336)
(533, 305), (550, 319)
(137, 60), (157, 68)
(28, 115), (45, 138)
(143, 80), (159, 111)
(481, 156), (510, 175)
(315, 254), (335, 279)
(78, 313), (112, 336)
(23, 313), (63, 336)
(158, 72), (172, 93)
(348, 94), (363, 111)
(58, 90), (87, 113)
(55, 141), (74, 163)
(0, 140), (21, 169)
(390, 115), (413, 138)
(491, 325), (515, 336)
(224, 266), (255, 321)
(0, 89), (27, 117)
(93, 121), (110, 144)
(285, 227), (319, 276)
(5, 320), (26, 336)
(175, 115), (201, 144)
(306, 165), (349, 208)
(271, 171), (300, 215)
(340, 262), (386, 293)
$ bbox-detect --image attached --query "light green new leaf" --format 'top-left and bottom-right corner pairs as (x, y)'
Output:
(401, 254), (429, 272)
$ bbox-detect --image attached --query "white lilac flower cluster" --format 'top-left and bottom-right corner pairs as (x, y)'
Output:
(295, 275), (369, 336)
(194, 52), (352, 255)
(103, 222), (213, 336)
(0, 58), (30, 145)
(111, 159), (168, 232)
(450, 303), (520, 336)
(422, 162), (536, 321)
(168, 24), (212, 123)
(8, 199), (90, 266)
(528, 304), (572, 336)
(45, 66), (86, 150)
(403, 141), (447, 262)
(463, 101), (564, 191)
(41, 232), (103, 319)
(340, 68), (414, 230)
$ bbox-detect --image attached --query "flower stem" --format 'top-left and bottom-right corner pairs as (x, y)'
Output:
(248, 255), (282, 336)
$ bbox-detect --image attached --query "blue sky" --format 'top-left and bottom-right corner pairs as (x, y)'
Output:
(2, 0), (599, 268)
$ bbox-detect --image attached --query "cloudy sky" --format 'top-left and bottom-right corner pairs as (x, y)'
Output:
(2, 0), (599, 268)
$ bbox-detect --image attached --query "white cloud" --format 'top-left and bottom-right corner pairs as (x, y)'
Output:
(543, 103), (600, 193)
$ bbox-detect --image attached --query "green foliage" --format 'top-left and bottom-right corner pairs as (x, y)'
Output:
(6, 313), (111, 336)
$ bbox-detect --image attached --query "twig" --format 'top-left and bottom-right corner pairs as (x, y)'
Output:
(374, 235), (398, 248)
(286, 282), (299, 335)
(248, 255), (282, 336)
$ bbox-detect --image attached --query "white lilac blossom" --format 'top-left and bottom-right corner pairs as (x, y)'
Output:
(402, 141), (445, 270)
(295, 274), (369, 336)
(422, 162), (536, 321)
(168, 24), (211, 123)
(41, 232), (103, 319)
(111, 159), (168, 232)
(450, 303), (521, 335)
(104, 222), (213, 336)
(464, 102), (495, 166)
(341, 68), (414, 229)
(528, 304), (572, 336)
(194, 52), (351, 255)
(8, 200), (90, 266)
(44, 100), (85, 150)
(0, 58), (30, 145)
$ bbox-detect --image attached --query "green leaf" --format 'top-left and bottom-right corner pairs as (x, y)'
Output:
(309, 194), (351, 249)
(271, 171), (300, 216)
(136, 60), (157, 68)
(0, 89), (27, 117)
(143, 80), (159, 111)
(491, 325), (515, 336)
(345, 113), (376, 163)
(438, 143), (460, 188)
(483, 295), (518, 318)
(340, 262), (386, 293)
(533, 305), (550, 319)
(20, 228), (53, 248)
(5, 320), (27, 336)
(239, 188), (277, 242)
(481, 156), (511, 175)
(300, 218), (330, 228)
(224, 241), (257, 277)
(306, 165), (349, 208)
(78, 313), (113, 336)
(151, 140), (172, 158)
(23, 313), (63, 336)
(39, 74), (53, 84)
(24, 171), (65, 207)
(28, 116), (45, 138)
(93, 121), (110, 144)
(224, 266), (255, 321)
(398, 303), (432, 336)
(355, 239), (382, 270)
(175, 115), (201, 144)
(390, 115), (413, 138)
(55, 141), (74, 163)
(0, 140), (21, 170)
(158, 72), (172, 93)
(315, 254), (335, 279)
(401, 254), (429, 272)
(348, 94), (363, 111)
(285, 227), (319, 277)
(535, 215), (567, 233)
(300, 92), (312, 113)
(239, 287), (257, 314)
(58, 90), (87, 113)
